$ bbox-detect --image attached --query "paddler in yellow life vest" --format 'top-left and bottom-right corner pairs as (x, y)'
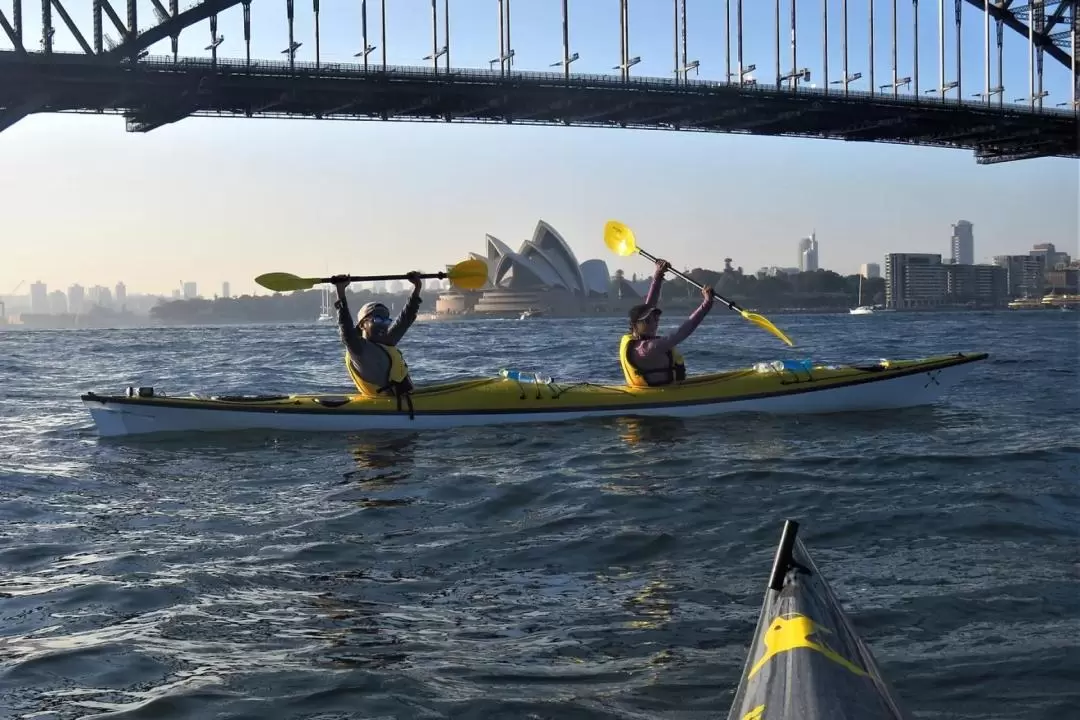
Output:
(332, 272), (424, 413)
(619, 258), (716, 387)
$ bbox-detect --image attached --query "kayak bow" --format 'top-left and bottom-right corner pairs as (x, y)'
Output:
(727, 520), (914, 719)
(81, 352), (987, 438)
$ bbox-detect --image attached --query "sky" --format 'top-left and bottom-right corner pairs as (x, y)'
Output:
(1, 0), (1077, 298)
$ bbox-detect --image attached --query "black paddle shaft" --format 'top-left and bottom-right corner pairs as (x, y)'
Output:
(635, 248), (746, 314)
(324, 271), (448, 285)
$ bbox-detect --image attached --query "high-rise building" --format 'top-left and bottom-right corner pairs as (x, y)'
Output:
(993, 255), (1045, 298)
(798, 233), (819, 272)
(115, 282), (127, 308)
(945, 264), (1007, 307)
(30, 281), (48, 314)
(88, 285), (113, 308)
(860, 263), (881, 279)
(950, 221), (974, 265)
(182, 282), (197, 299)
(221, 281), (230, 299)
(48, 290), (68, 314)
(1030, 242), (1071, 270)
(67, 284), (85, 314)
(884, 253), (947, 309)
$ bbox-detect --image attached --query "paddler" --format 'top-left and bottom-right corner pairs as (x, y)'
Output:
(619, 258), (715, 387)
(332, 272), (423, 414)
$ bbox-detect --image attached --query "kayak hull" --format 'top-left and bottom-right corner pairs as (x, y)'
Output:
(81, 352), (987, 438)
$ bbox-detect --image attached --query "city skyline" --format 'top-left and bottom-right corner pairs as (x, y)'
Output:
(10, 222), (1069, 303)
(1, 6), (1075, 297)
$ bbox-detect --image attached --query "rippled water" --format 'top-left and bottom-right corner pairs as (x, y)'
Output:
(1, 310), (1078, 719)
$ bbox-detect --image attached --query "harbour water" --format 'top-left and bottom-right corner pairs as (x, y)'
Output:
(1, 310), (1077, 719)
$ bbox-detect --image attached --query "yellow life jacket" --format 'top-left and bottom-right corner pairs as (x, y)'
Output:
(344, 344), (415, 415)
(619, 333), (686, 388)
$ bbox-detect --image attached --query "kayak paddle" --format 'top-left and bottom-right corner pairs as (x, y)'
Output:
(254, 258), (490, 293)
(603, 220), (794, 347)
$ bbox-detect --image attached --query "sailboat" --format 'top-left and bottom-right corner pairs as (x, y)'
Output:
(849, 275), (875, 315)
(316, 285), (334, 323)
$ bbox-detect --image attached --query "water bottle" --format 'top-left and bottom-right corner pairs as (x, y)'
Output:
(753, 362), (773, 374)
(500, 369), (554, 384)
(777, 359), (813, 373)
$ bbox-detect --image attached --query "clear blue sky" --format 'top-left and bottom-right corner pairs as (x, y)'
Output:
(2, 0), (1076, 297)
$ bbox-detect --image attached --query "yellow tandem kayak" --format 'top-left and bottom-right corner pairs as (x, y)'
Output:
(81, 352), (987, 438)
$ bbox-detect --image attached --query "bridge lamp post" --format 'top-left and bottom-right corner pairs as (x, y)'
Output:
(489, 48), (515, 72)
(972, 85), (1003, 103)
(881, 76), (911, 92)
(734, 63), (757, 86)
(679, 59), (701, 80)
(205, 33), (224, 69)
(925, 80), (957, 100)
(354, 45), (377, 72)
(282, 40), (302, 71)
(549, 52), (580, 76)
(780, 68), (811, 89)
(424, 46), (448, 73)
(1015, 89), (1049, 109)
(829, 71), (861, 94)
(613, 56), (641, 79)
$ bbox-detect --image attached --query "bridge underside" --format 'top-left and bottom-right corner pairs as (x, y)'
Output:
(1, 53), (1076, 165)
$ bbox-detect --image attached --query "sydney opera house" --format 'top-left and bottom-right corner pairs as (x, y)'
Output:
(436, 220), (642, 317)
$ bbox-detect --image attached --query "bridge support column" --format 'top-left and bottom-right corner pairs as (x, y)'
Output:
(913, 0), (919, 98)
(171, 0), (178, 61)
(1073, 7), (1078, 111)
(40, 0), (51, 53)
(869, 0), (874, 95)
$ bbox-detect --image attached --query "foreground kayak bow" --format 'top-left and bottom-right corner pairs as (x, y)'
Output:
(727, 520), (913, 720)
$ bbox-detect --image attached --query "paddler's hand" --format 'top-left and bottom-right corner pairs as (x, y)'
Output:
(701, 284), (716, 306)
(654, 258), (672, 276)
(331, 276), (351, 297)
(405, 271), (423, 296)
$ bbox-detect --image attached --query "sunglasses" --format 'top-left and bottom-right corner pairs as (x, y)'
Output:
(366, 315), (392, 326)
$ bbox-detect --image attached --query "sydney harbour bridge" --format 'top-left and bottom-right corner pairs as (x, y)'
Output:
(0, 0), (1076, 164)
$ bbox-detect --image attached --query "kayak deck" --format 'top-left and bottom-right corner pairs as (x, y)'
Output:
(80, 352), (987, 437)
(727, 520), (913, 719)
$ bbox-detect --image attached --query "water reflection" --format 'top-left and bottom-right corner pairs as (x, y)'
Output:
(342, 433), (417, 485)
(615, 416), (690, 449)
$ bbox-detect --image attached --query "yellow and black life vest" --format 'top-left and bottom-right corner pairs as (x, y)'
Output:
(619, 333), (686, 388)
(344, 344), (415, 417)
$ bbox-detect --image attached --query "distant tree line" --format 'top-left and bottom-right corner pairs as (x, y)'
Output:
(149, 288), (415, 324)
(615, 268), (885, 310)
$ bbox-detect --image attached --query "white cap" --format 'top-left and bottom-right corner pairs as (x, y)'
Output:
(356, 302), (389, 323)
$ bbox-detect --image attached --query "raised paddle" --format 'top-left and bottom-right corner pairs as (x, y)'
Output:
(603, 220), (795, 347)
(254, 258), (489, 293)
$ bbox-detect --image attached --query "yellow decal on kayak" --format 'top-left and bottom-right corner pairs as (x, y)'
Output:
(748, 613), (868, 678)
(742, 705), (765, 720)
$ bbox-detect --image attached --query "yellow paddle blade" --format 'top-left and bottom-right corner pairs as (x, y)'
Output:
(603, 220), (639, 257)
(741, 310), (795, 347)
(446, 258), (489, 290)
(254, 272), (318, 292)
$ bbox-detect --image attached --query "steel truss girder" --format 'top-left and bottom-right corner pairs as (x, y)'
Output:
(0, 0), (245, 133)
(962, 0), (1076, 71)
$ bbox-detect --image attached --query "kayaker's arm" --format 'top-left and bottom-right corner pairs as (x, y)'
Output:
(642, 258), (670, 307)
(384, 272), (423, 345)
(629, 292), (714, 358)
(333, 281), (369, 357)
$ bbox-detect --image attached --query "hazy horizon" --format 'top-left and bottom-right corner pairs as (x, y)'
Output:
(3, 0), (1077, 297)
